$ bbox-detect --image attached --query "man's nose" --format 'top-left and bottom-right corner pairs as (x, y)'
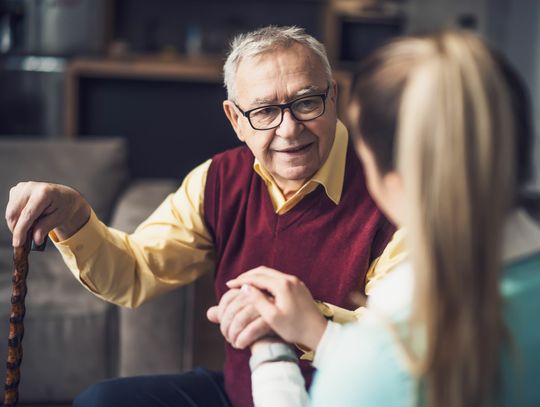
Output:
(275, 109), (302, 138)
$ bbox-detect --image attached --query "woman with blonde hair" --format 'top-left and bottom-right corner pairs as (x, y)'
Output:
(228, 30), (540, 406)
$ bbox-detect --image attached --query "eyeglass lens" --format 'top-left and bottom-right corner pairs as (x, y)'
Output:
(249, 95), (325, 130)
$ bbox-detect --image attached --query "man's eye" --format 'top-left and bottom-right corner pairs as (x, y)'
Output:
(294, 98), (318, 112)
(252, 107), (278, 118)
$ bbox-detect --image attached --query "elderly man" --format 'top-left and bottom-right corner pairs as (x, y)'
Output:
(6, 26), (392, 407)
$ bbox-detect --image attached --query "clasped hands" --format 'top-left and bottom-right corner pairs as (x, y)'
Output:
(206, 266), (328, 352)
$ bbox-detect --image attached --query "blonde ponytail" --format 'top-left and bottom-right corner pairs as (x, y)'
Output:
(397, 32), (514, 406)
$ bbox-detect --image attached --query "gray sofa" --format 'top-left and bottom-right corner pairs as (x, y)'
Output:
(0, 138), (194, 404)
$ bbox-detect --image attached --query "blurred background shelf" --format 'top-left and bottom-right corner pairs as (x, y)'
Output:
(66, 55), (224, 82)
(6, 0), (537, 185)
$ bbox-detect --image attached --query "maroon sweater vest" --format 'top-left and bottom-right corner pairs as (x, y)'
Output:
(204, 143), (393, 407)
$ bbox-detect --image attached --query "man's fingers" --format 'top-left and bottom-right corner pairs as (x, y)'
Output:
(220, 296), (249, 341)
(5, 184), (29, 233)
(31, 207), (60, 245)
(226, 304), (260, 347)
(6, 181), (91, 246)
(206, 306), (220, 323)
(11, 193), (51, 247)
(234, 317), (272, 349)
(217, 289), (242, 322)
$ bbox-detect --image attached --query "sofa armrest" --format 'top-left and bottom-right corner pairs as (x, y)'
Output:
(109, 179), (196, 376)
(110, 178), (180, 232)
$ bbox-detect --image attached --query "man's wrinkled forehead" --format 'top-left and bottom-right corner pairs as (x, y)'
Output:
(235, 45), (328, 105)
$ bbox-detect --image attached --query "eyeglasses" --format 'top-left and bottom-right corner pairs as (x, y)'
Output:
(234, 86), (329, 131)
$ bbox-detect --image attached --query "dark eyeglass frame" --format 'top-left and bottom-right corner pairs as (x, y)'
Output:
(233, 85), (330, 131)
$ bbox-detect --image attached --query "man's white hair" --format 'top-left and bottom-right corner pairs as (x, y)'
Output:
(223, 25), (333, 101)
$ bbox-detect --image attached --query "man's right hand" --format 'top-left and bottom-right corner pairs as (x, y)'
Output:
(6, 181), (91, 248)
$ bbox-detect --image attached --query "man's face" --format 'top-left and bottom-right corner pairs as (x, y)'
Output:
(223, 44), (338, 196)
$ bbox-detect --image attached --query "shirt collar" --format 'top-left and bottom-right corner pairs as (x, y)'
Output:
(253, 120), (349, 206)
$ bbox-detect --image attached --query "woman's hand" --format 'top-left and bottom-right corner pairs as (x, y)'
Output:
(227, 266), (328, 351)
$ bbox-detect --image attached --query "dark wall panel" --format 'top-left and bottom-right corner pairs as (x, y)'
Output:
(78, 77), (239, 179)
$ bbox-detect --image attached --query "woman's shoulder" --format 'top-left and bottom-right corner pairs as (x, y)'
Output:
(367, 260), (414, 319)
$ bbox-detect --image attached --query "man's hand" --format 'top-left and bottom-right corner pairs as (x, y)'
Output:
(207, 288), (274, 349)
(226, 266), (328, 351)
(6, 181), (91, 247)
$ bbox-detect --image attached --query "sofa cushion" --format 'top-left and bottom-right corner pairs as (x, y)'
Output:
(0, 138), (128, 245)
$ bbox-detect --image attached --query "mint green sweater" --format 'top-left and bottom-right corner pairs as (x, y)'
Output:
(310, 252), (540, 406)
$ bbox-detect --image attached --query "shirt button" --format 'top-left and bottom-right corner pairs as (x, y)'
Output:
(75, 244), (84, 252)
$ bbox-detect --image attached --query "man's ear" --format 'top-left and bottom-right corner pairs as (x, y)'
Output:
(330, 79), (338, 105)
(326, 79), (339, 117)
(223, 100), (245, 142)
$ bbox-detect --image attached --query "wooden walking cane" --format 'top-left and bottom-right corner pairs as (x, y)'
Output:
(3, 231), (46, 406)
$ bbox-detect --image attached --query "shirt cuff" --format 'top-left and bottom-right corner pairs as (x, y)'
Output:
(313, 320), (344, 369)
(50, 209), (106, 277)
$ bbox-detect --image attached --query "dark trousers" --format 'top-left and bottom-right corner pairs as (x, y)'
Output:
(73, 368), (233, 407)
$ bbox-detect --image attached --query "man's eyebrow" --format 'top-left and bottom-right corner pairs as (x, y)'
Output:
(251, 86), (324, 106)
(294, 86), (319, 97)
(252, 96), (276, 105)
